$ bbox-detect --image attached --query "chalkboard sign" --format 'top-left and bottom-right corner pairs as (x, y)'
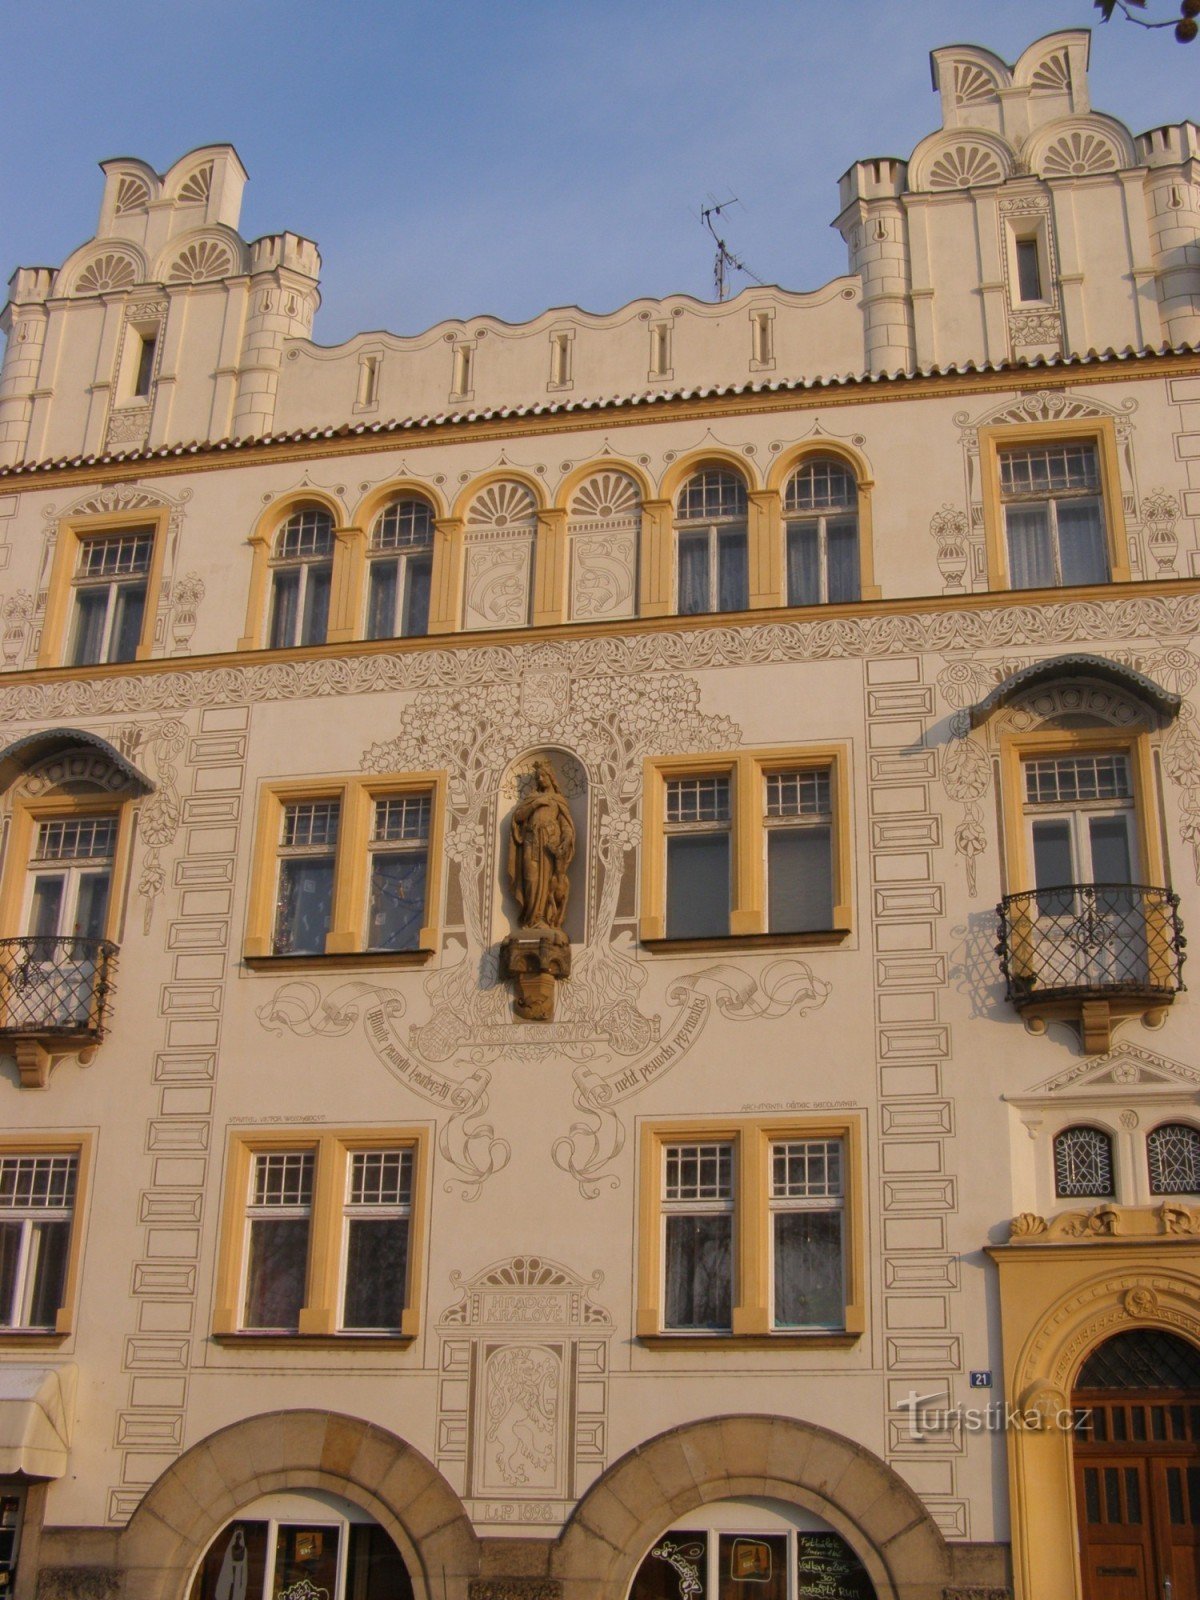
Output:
(795, 1532), (876, 1600)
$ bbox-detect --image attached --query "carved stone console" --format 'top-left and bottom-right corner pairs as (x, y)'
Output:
(499, 930), (571, 1021)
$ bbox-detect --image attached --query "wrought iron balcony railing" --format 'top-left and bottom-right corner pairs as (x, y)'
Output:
(0, 936), (118, 1040)
(996, 884), (1186, 1004)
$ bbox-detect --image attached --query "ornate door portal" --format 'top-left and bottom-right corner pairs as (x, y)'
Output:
(1073, 1330), (1200, 1600)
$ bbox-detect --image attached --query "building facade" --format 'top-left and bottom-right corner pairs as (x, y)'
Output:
(0, 28), (1197, 1600)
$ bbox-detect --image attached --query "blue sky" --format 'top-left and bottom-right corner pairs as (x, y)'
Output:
(3, 1), (1196, 346)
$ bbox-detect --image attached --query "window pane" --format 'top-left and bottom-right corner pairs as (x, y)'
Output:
(629, 1533), (709, 1600)
(269, 569), (300, 649)
(767, 826), (833, 933)
(1006, 505), (1055, 588)
(1057, 499), (1108, 586)
(678, 532), (710, 614)
(1032, 820), (1074, 909)
(300, 564), (332, 646)
(664, 1213), (732, 1330)
(403, 553), (432, 637)
(25, 1219), (70, 1328)
(187, 1522), (271, 1600)
(773, 1210), (843, 1328)
(109, 581), (146, 662)
(1089, 817), (1133, 885)
(1054, 1127), (1114, 1198)
(273, 1522), (341, 1597)
(343, 1218), (409, 1330)
(368, 853), (428, 951)
(719, 1534), (787, 1600)
(29, 876), (64, 939)
(1016, 237), (1043, 301)
(717, 529), (748, 611)
(275, 857), (334, 955)
(67, 588), (108, 666)
(826, 518), (860, 603)
(367, 561), (398, 640)
(346, 1523), (416, 1600)
(786, 523), (821, 606)
(0, 1223), (20, 1326)
(243, 1217), (310, 1329)
(1148, 1125), (1200, 1195)
(666, 833), (729, 939)
(75, 872), (111, 941)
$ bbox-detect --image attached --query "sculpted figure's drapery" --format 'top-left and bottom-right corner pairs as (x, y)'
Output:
(508, 760), (575, 931)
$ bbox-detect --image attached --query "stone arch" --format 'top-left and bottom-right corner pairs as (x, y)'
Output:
(118, 1409), (479, 1600)
(552, 1414), (950, 1600)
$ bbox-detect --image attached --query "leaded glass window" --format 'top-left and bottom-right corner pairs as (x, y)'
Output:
(1148, 1124), (1200, 1196)
(1054, 1126), (1115, 1199)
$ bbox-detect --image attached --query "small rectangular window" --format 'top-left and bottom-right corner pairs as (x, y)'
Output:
(242, 1150), (313, 1331)
(665, 776), (731, 939)
(770, 1138), (844, 1329)
(366, 795), (431, 952)
(358, 354), (380, 408)
(341, 1149), (413, 1331)
(765, 768), (834, 933)
(66, 529), (154, 667)
(1015, 237), (1044, 302)
(133, 332), (158, 398)
(274, 801), (339, 955)
(0, 1153), (78, 1331)
(662, 1142), (734, 1331)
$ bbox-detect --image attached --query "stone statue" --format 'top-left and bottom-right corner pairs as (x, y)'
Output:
(500, 759), (575, 1021)
(507, 759), (575, 930)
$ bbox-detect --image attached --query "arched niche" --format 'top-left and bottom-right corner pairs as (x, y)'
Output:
(493, 748), (589, 948)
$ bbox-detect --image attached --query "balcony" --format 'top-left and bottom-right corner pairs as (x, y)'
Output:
(0, 936), (118, 1087)
(996, 884), (1186, 1052)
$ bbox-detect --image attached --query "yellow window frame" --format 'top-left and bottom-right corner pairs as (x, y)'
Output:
(978, 416), (1131, 592)
(0, 1133), (93, 1341)
(37, 508), (170, 668)
(244, 773), (446, 960)
(635, 1117), (865, 1345)
(639, 746), (853, 945)
(212, 1126), (429, 1341)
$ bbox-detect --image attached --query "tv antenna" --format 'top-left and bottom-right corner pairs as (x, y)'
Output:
(699, 195), (765, 301)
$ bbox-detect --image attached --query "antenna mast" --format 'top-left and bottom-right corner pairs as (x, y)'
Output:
(700, 197), (764, 302)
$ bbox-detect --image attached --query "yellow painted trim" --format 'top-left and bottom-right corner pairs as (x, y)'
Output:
(213, 1125), (430, 1339)
(37, 506), (171, 669)
(747, 490), (783, 610)
(638, 499), (674, 619)
(767, 440), (880, 603)
(325, 524), (366, 644)
(244, 773), (446, 960)
(978, 416), (1131, 592)
(1, 790), (138, 947)
(237, 491), (349, 653)
(532, 508), (568, 628)
(636, 1116), (864, 1341)
(639, 746), (853, 944)
(349, 477), (448, 531)
(428, 516), (465, 636)
(0, 1132), (93, 1339)
(659, 448), (761, 505)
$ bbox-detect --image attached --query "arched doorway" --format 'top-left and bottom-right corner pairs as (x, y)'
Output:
(1072, 1329), (1200, 1598)
(186, 1489), (412, 1600)
(626, 1498), (878, 1600)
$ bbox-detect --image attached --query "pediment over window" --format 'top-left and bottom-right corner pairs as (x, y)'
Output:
(0, 729), (154, 798)
(1009, 1043), (1200, 1108)
(969, 655), (1180, 728)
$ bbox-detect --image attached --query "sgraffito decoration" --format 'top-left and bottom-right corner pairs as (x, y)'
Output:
(258, 654), (831, 1196)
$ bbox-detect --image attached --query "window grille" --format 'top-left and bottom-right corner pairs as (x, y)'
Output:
(664, 1143), (733, 1202)
(372, 796), (430, 843)
(1147, 1124), (1200, 1195)
(1000, 443), (1099, 498)
(371, 500), (434, 551)
(348, 1149), (412, 1207)
(677, 471), (747, 522)
(1053, 1126), (1115, 1198)
(771, 1140), (842, 1199)
(1024, 754), (1131, 806)
(251, 1151), (314, 1207)
(76, 532), (152, 579)
(666, 777), (731, 826)
(281, 801), (340, 850)
(34, 818), (117, 862)
(766, 770), (831, 818)
(0, 1154), (77, 1209)
(274, 508), (334, 561)
(784, 461), (856, 514)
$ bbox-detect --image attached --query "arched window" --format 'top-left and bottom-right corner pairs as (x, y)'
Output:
(568, 471), (641, 621)
(675, 470), (748, 615)
(268, 505), (334, 649)
(1147, 1123), (1200, 1195)
(366, 497), (434, 639)
(783, 458), (860, 605)
(1053, 1125), (1114, 1199)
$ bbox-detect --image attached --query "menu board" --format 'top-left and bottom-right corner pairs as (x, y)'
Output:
(795, 1533), (876, 1600)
